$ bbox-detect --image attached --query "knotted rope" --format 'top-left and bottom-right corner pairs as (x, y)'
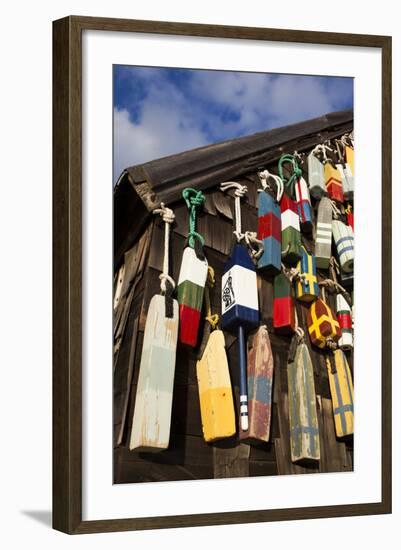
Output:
(220, 181), (248, 242)
(153, 203), (176, 317)
(244, 231), (264, 260)
(204, 266), (219, 330)
(182, 188), (205, 253)
(278, 154), (303, 197)
(257, 169), (284, 202)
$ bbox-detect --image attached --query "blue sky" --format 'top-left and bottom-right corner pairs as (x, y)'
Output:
(113, 66), (353, 180)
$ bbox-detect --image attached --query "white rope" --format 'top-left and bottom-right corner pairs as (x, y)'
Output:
(220, 181), (248, 242)
(257, 169), (284, 202)
(330, 199), (342, 220)
(153, 203), (175, 294)
(244, 231), (264, 259)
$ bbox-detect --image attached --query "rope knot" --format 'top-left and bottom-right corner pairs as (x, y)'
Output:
(182, 187), (205, 252)
(153, 202), (175, 224)
(220, 181), (248, 242)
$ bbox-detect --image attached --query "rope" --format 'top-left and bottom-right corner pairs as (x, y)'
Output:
(257, 169), (284, 202)
(281, 262), (306, 284)
(204, 266), (219, 330)
(278, 154), (303, 197)
(220, 181), (248, 242)
(244, 231), (264, 260)
(330, 199), (342, 219)
(153, 203), (176, 295)
(182, 188), (205, 250)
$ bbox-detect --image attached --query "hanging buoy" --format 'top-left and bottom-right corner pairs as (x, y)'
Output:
(196, 268), (236, 442)
(307, 296), (341, 349)
(345, 144), (354, 174)
(278, 154), (309, 244)
(295, 176), (313, 233)
(308, 147), (326, 199)
(220, 182), (259, 432)
(287, 325), (320, 463)
(256, 170), (282, 274)
(240, 325), (274, 443)
(345, 204), (354, 230)
(336, 294), (353, 350)
(130, 204), (178, 451)
(324, 163), (344, 203)
(273, 272), (296, 334)
(177, 188), (208, 347)
(335, 139), (354, 201)
(326, 350), (354, 437)
(315, 197), (333, 269)
(280, 193), (302, 265)
(332, 219), (354, 273)
(295, 247), (319, 303)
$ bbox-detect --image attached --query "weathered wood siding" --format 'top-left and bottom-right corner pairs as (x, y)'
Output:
(113, 163), (353, 482)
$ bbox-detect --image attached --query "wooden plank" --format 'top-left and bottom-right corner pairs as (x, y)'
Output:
(213, 441), (250, 478)
(130, 295), (179, 451)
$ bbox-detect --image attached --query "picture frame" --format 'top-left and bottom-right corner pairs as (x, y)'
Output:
(53, 15), (392, 534)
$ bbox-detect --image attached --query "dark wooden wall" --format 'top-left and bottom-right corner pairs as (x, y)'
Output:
(113, 161), (354, 483)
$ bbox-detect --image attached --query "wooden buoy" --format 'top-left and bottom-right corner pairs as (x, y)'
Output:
(273, 272), (295, 334)
(196, 267), (236, 442)
(324, 163), (344, 203)
(307, 298), (341, 349)
(288, 339), (320, 462)
(315, 197), (333, 269)
(256, 170), (282, 274)
(335, 139), (354, 200)
(280, 193), (302, 265)
(177, 188), (208, 347)
(220, 181), (259, 432)
(307, 149), (326, 199)
(345, 145), (354, 174)
(326, 350), (354, 437)
(197, 330), (236, 442)
(295, 176), (313, 233)
(332, 219), (354, 273)
(240, 326), (274, 443)
(130, 204), (178, 451)
(336, 294), (353, 350)
(295, 247), (319, 303)
(346, 204), (354, 230)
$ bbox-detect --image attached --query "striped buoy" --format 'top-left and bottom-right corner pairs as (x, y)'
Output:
(307, 298), (341, 349)
(295, 247), (319, 303)
(336, 294), (353, 350)
(336, 163), (354, 201)
(288, 339), (320, 462)
(315, 197), (333, 269)
(220, 182), (259, 432)
(324, 163), (344, 203)
(295, 176), (313, 233)
(332, 219), (354, 273)
(307, 149), (326, 199)
(280, 193), (302, 265)
(256, 170), (283, 274)
(177, 188), (208, 347)
(273, 272), (295, 334)
(326, 350), (354, 437)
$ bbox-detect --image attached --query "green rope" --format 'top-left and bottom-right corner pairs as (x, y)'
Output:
(182, 187), (205, 249)
(278, 154), (303, 198)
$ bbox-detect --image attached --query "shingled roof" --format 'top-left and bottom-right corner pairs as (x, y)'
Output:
(114, 108), (353, 266)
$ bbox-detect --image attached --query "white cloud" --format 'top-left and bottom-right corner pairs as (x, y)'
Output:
(114, 69), (352, 181)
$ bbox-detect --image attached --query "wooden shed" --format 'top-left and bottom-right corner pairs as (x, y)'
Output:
(113, 109), (354, 483)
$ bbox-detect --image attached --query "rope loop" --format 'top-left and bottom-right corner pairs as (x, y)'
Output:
(257, 169), (284, 202)
(182, 188), (205, 250)
(278, 154), (303, 197)
(153, 203), (176, 296)
(220, 181), (248, 242)
(205, 313), (219, 330)
(244, 231), (264, 260)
